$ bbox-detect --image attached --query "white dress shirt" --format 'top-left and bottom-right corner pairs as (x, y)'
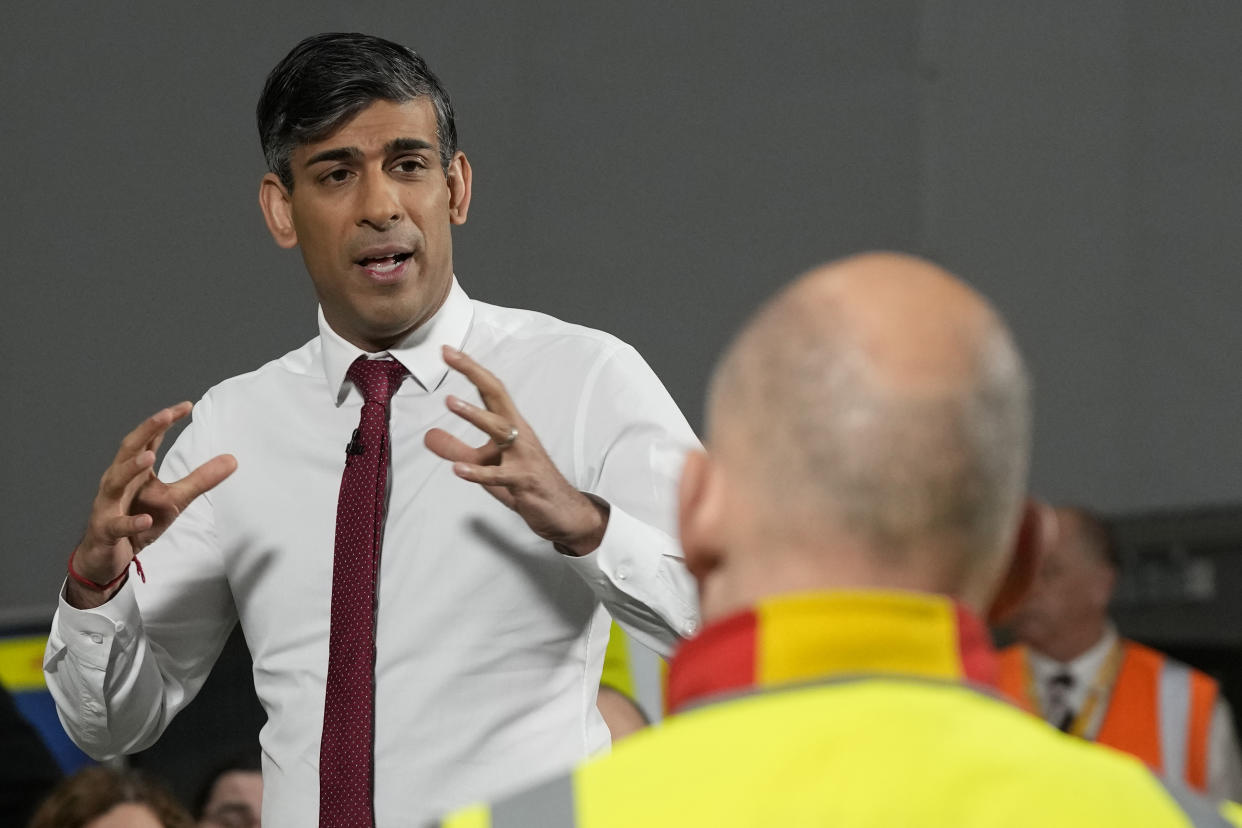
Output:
(43, 279), (700, 826)
(1028, 625), (1242, 801)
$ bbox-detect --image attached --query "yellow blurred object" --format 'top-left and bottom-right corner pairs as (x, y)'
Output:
(0, 634), (48, 692)
(598, 621), (636, 700)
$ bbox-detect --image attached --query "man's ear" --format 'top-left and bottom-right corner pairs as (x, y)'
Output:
(678, 450), (727, 585)
(447, 151), (472, 226)
(987, 498), (1054, 625)
(259, 173), (299, 249)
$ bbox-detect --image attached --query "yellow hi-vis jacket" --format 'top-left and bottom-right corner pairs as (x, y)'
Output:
(442, 592), (1242, 828)
(599, 620), (638, 700)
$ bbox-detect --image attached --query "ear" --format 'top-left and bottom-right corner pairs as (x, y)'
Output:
(446, 151), (472, 226)
(987, 498), (1055, 626)
(259, 173), (299, 249)
(678, 450), (727, 586)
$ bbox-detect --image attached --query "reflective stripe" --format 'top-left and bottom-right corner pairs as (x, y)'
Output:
(491, 773), (577, 828)
(1156, 776), (1235, 828)
(1186, 669), (1218, 790)
(1159, 661), (1193, 783)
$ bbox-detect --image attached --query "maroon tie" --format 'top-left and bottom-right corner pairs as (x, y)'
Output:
(320, 357), (408, 827)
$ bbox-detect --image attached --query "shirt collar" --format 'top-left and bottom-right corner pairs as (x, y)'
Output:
(665, 590), (997, 715)
(319, 277), (474, 403)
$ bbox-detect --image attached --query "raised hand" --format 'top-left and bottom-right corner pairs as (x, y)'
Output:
(424, 346), (608, 556)
(67, 403), (237, 608)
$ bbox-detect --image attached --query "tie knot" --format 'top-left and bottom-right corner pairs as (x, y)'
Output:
(347, 357), (408, 404)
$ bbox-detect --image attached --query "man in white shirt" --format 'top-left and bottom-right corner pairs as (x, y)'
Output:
(42, 33), (698, 826)
(999, 505), (1242, 800)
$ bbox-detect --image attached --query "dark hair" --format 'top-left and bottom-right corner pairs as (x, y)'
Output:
(193, 750), (262, 818)
(257, 32), (458, 189)
(28, 766), (193, 828)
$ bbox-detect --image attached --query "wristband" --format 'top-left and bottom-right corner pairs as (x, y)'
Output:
(67, 550), (146, 592)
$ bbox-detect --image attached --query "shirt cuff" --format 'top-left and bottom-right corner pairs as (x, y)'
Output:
(47, 578), (142, 673)
(561, 504), (699, 640)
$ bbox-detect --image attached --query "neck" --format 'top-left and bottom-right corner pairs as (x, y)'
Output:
(712, 549), (982, 625)
(322, 281), (452, 353)
(1030, 619), (1109, 664)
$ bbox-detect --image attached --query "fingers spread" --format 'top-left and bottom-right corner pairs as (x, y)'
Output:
(100, 513), (153, 543)
(442, 347), (516, 417)
(446, 396), (517, 447)
(425, 428), (489, 465)
(452, 462), (521, 488)
(168, 453), (238, 507)
(115, 403), (193, 463)
(99, 450), (156, 499)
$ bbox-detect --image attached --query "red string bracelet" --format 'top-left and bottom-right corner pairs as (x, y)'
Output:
(67, 550), (146, 592)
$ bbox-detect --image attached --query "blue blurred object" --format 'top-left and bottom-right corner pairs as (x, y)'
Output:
(0, 628), (93, 774)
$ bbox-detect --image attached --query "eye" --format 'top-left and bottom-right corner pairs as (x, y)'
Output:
(319, 167), (353, 185)
(392, 157), (428, 174)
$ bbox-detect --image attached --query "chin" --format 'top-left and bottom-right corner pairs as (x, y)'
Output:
(360, 301), (426, 330)
(1012, 619), (1045, 644)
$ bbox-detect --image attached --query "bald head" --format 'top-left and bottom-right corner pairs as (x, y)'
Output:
(685, 253), (1032, 619)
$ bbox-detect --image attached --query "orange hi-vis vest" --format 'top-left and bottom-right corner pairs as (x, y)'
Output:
(998, 640), (1219, 792)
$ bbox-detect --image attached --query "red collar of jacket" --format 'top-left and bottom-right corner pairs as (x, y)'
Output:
(667, 590), (997, 714)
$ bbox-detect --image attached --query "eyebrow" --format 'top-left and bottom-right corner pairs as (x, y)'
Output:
(304, 138), (435, 168)
(305, 146), (361, 167)
(387, 138), (435, 154)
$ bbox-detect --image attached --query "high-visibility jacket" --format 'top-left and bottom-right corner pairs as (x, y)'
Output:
(443, 592), (1242, 827)
(998, 640), (1219, 792)
(599, 620), (637, 700)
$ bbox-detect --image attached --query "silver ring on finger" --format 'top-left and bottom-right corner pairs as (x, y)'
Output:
(495, 425), (519, 450)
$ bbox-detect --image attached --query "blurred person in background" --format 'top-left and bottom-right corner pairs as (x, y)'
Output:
(27, 765), (192, 828)
(441, 252), (1242, 827)
(195, 752), (261, 828)
(596, 621), (649, 742)
(1000, 505), (1242, 799)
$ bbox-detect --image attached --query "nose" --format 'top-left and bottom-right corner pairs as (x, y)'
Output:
(356, 171), (403, 231)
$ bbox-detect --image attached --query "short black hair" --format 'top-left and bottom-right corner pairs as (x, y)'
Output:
(193, 750), (262, 818)
(257, 32), (458, 190)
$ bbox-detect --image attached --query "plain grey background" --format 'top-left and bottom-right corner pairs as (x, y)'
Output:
(5, 0), (1242, 632)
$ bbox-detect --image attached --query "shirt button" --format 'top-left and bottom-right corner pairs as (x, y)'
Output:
(684, 620), (699, 636)
(115, 622), (126, 633)
(89, 634), (104, 645)
(616, 566), (629, 581)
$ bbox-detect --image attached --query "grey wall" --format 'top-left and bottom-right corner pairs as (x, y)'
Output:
(5, 2), (1242, 628)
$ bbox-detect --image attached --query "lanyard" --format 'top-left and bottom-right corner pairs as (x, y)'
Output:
(1025, 640), (1125, 739)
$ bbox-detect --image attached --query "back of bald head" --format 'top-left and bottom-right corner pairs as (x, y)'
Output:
(707, 252), (1031, 582)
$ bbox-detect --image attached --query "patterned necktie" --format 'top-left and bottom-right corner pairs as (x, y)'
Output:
(320, 357), (408, 827)
(1047, 670), (1077, 732)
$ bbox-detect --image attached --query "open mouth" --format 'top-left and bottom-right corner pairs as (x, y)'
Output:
(356, 252), (413, 273)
